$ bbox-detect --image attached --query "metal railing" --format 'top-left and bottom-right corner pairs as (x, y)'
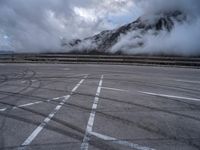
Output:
(0, 53), (200, 67)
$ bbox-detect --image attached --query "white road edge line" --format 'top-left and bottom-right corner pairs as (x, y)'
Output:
(81, 75), (104, 150)
(139, 91), (200, 102)
(101, 86), (128, 92)
(19, 76), (87, 149)
(90, 131), (155, 150)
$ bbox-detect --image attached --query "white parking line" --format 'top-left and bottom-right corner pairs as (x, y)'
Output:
(68, 74), (89, 78)
(101, 86), (128, 92)
(13, 101), (42, 109)
(19, 76), (87, 149)
(174, 79), (200, 84)
(81, 75), (104, 150)
(0, 96), (65, 112)
(0, 102), (42, 112)
(0, 108), (7, 112)
(0, 91), (87, 112)
(90, 131), (155, 150)
(139, 91), (200, 102)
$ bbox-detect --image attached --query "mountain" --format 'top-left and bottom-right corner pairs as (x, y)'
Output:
(62, 11), (186, 54)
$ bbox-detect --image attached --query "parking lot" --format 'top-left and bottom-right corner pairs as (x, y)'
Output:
(0, 63), (200, 150)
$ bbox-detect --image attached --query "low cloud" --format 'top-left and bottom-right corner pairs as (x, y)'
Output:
(110, 0), (200, 56)
(0, 0), (135, 52)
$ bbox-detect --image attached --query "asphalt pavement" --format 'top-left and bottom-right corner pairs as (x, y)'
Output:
(0, 63), (200, 150)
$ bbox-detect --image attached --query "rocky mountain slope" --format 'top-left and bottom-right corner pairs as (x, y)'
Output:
(63, 11), (186, 54)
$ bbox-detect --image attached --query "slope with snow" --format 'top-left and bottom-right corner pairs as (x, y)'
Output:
(63, 10), (187, 55)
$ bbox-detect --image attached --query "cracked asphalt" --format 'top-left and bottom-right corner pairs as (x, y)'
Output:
(0, 63), (200, 150)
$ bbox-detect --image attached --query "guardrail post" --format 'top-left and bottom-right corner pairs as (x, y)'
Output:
(11, 53), (14, 62)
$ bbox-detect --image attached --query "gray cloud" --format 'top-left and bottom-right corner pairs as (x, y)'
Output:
(0, 0), (135, 52)
(110, 0), (200, 56)
(1, 0), (200, 56)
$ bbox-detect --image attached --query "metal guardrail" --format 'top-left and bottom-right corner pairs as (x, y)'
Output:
(0, 54), (200, 67)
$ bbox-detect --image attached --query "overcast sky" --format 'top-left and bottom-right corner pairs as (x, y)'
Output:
(0, 0), (143, 51)
(0, 0), (200, 52)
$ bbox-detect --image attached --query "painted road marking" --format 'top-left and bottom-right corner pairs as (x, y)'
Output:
(19, 76), (87, 149)
(13, 101), (42, 109)
(0, 102), (42, 112)
(53, 97), (60, 100)
(174, 79), (200, 84)
(0, 96), (65, 112)
(90, 131), (155, 150)
(0, 108), (7, 112)
(73, 74), (89, 78)
(139, 91), (200, 102)
(101, 86), (128, 92)
(81, 75), (104, 150)
(21, 81), (26, 84)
